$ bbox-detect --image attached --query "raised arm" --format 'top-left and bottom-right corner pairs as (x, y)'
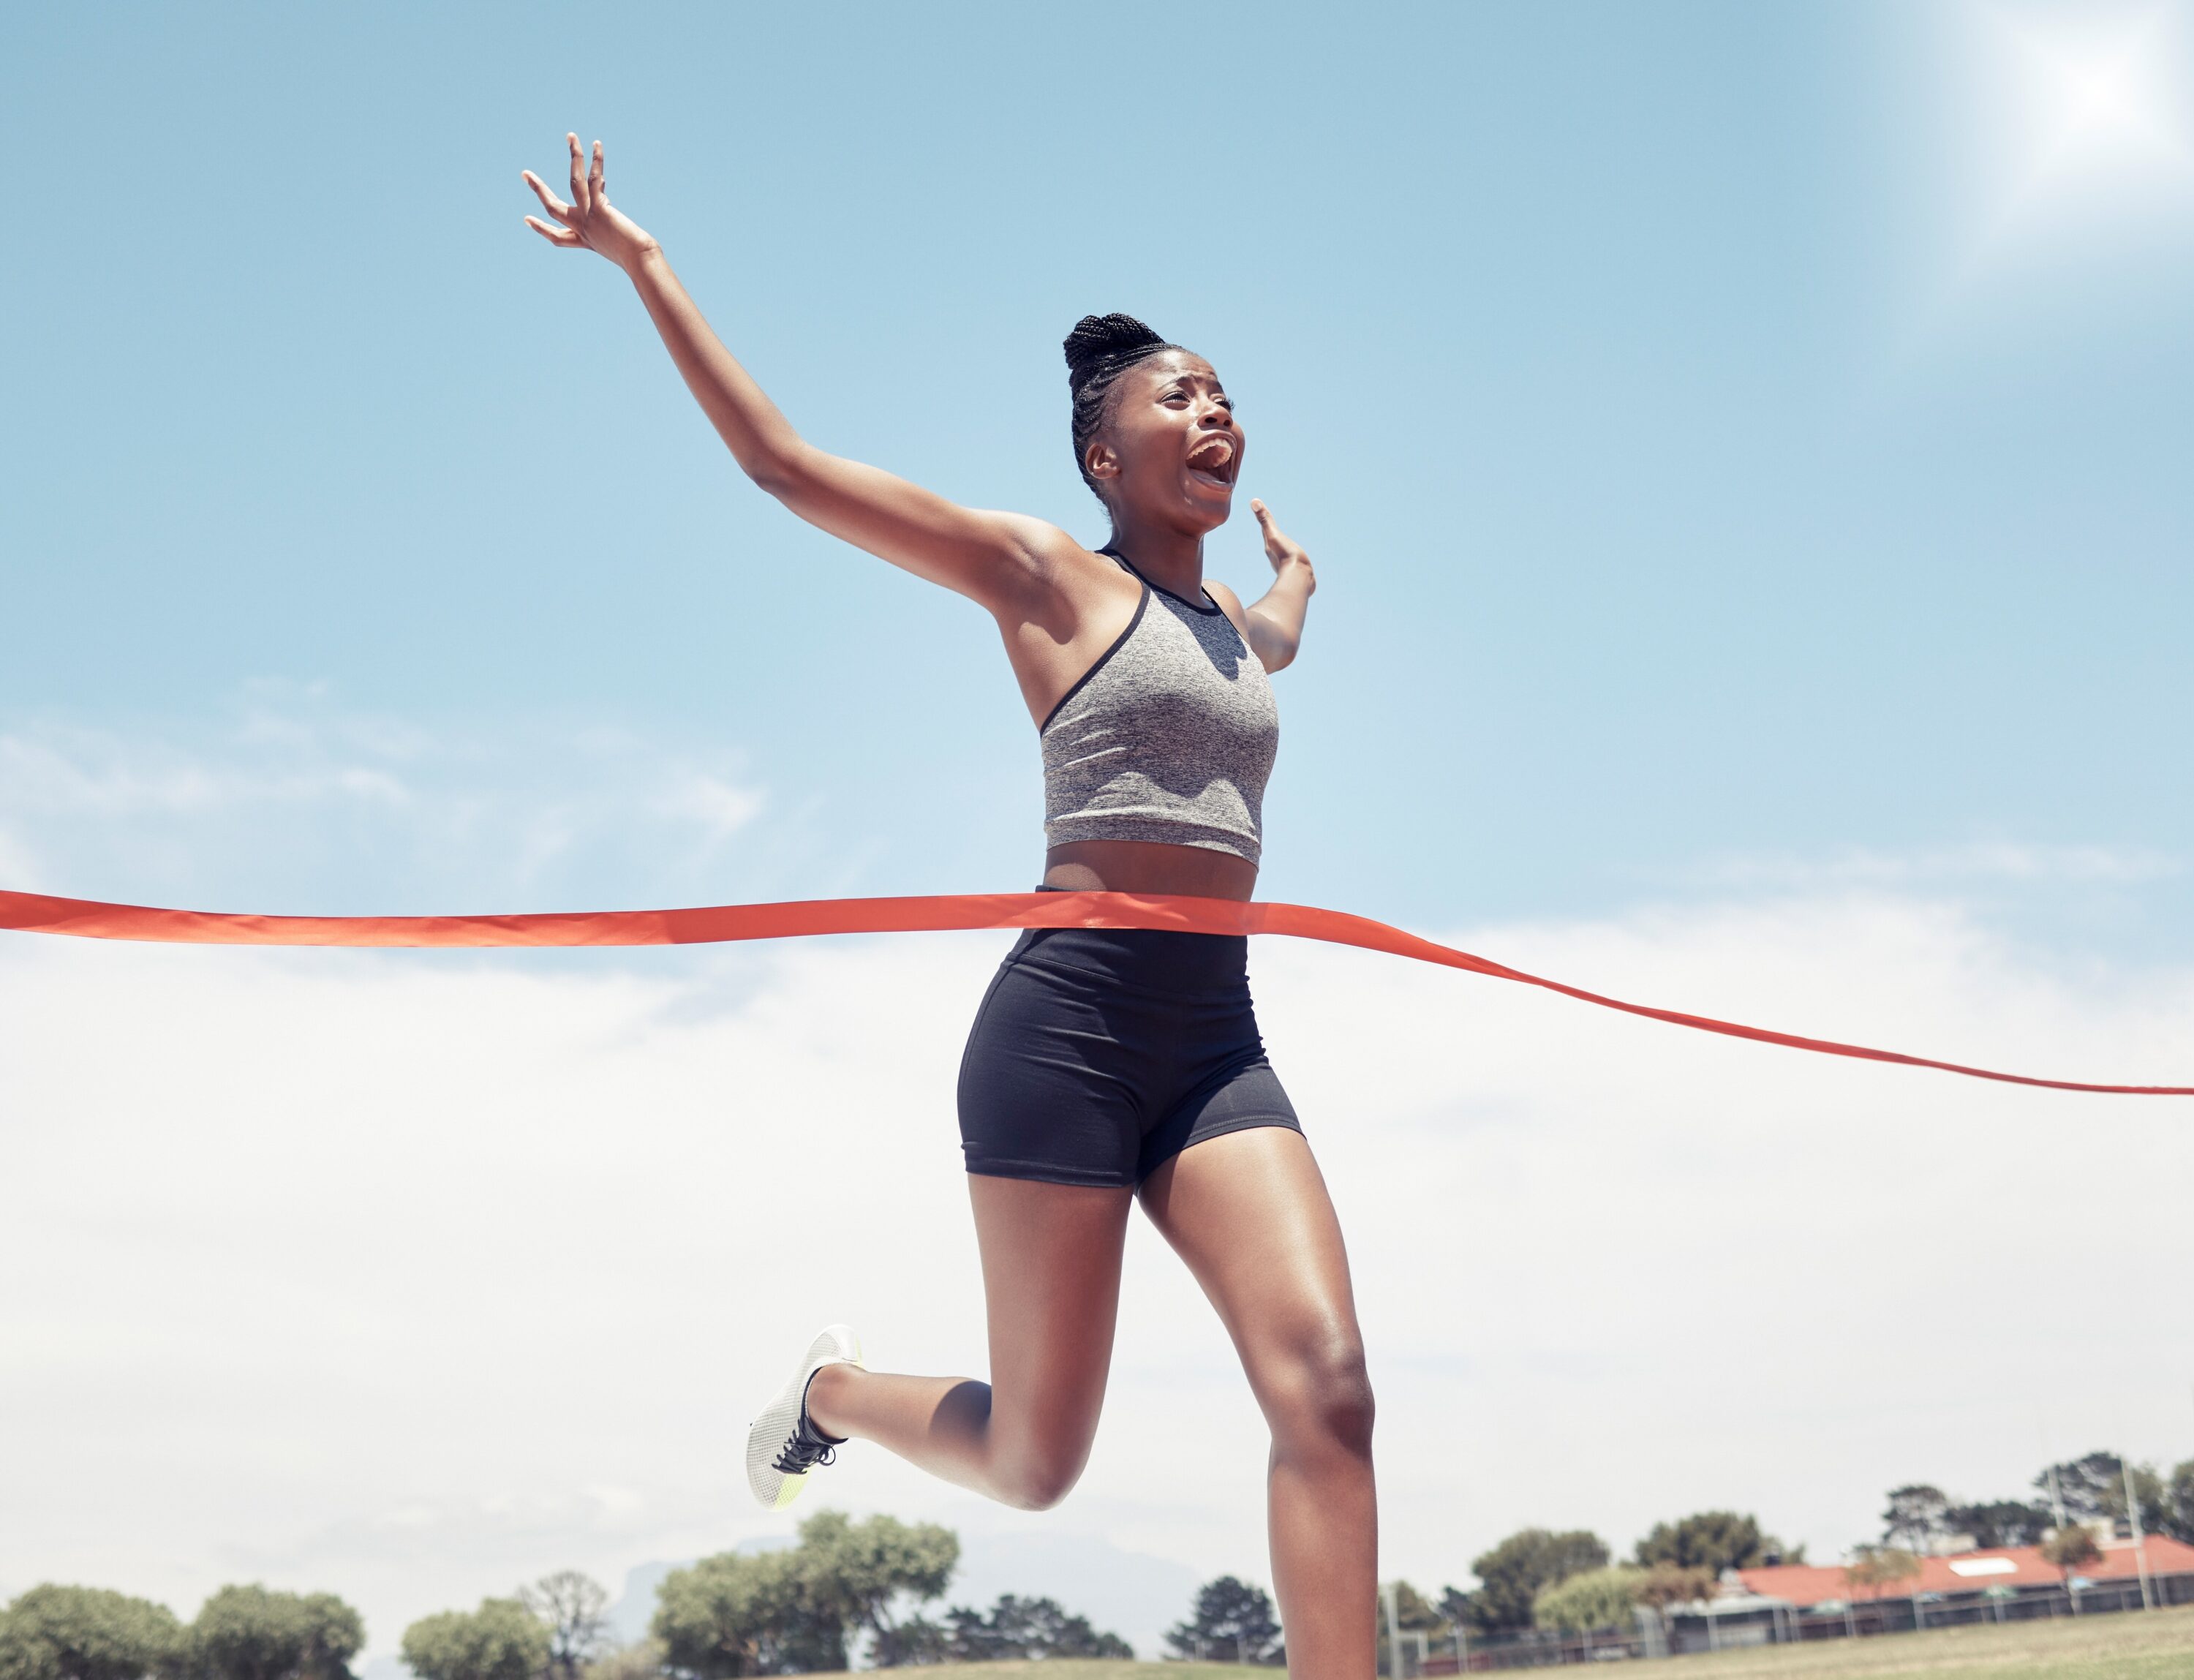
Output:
(1234, 500), (1317, 672)
(523, 136), (1065, 610)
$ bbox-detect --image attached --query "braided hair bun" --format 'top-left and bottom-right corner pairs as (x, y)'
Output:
(1063, 312), (1168, 383)
(1063, 312), (1183, 497)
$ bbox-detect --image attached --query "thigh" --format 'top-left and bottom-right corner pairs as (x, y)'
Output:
(1136, 1126), (1363, 1400)
(1139, 1054), (1300, 1183)
(958, 952), (1145, 1188)
(968, 1172), (1135, 1468)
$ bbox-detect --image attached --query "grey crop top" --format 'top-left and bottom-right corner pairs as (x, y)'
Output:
(1040, 550), (1279, 865)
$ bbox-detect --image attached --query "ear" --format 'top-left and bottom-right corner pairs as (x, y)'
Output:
(1085, 440), (1121, 483)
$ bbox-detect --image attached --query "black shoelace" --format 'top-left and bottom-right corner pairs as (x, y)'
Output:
(772, 1409), (842, 1476)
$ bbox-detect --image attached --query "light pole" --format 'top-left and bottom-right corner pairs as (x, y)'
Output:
(2125, 1459), (2156, 1611)
(2044, 1464), (2079, 1617)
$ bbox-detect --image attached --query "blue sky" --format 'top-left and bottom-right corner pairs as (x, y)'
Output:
(7, 0), (2194, 1657)
(7, 1), (2191, 952)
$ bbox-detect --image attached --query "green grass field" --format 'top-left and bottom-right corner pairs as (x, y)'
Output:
(888, 1608), (2194, 1680)
(1643, 1603), (2194, 1678)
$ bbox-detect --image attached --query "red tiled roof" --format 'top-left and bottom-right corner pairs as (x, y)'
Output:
(1736, 1538), (2194, 1608)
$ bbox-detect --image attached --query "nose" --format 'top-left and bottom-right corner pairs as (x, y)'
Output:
(1196, 396), (1235, 429)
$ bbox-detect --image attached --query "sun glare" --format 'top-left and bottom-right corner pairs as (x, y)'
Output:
(2007, 6), (2185, 181)
(1976, 1), (2194, 219)
(1912, 0), (2194, 304)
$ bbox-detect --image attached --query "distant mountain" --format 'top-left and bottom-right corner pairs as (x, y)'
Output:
(949, 1529), (1199, 1660)
(606, 1559), (680, 1648)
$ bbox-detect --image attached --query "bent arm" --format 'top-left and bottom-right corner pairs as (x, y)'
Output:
(1240, 500), (1317, 672)
(525, 137), (1059, 609)
(1244, 565), (1313, 671)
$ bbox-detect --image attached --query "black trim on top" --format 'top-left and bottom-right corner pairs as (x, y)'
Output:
(1098, 544), (1223, 615)
(1039, 585), (1150, 732)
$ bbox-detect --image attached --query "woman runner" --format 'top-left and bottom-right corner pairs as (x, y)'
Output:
(525, 135), (1371, 1678)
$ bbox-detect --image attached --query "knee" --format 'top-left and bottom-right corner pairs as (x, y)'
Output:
(1266, 1335), (1375, 1458)
(995, 1443), (1088, 1513)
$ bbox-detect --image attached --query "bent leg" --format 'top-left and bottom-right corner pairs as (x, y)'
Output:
(806, 1174), (1131, 1511)
(1139, 1128), (1376, 1680)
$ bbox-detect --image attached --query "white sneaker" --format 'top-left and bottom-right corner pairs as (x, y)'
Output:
(745, 1324), (864, 1510)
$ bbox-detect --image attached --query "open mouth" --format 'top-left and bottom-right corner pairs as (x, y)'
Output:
(1186, 435), (1237, 487)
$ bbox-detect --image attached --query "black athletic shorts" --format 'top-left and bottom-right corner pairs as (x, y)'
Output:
(957, 922), (1303, 1188)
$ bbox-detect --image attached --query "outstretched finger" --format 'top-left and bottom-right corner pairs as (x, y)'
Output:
(567, 132), (592, 216)
(521, 170), (574, 224)
(525, 215), (583, 247)
(589, 138), (606, 201)
(1251, 498), (1283, 538)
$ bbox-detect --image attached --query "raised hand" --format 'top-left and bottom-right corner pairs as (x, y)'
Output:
(1251, 499), (1316, 595)
(1236, 500), (1316, 672)
(522, 135), (658, 271)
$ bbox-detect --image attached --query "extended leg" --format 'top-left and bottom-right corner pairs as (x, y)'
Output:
(805, 1175), (1132, 1510)
(1139, 1128), (1376, 1680)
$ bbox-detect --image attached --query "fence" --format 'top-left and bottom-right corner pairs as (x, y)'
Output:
(1394, 1573), (2194, 1670)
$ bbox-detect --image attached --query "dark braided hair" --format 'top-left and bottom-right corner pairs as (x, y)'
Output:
(1064, 312), (1183, 498)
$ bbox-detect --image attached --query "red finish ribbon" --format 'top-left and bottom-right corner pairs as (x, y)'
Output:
(1, 886), (2186, 1096)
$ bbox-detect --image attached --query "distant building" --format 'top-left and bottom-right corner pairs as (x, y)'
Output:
(1422, 1538), (2194, 1669)
(1655, 1590), (1798, 1654)
(1733, 1536), (2194, 1635)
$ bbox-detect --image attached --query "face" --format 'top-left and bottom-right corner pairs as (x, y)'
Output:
(1084, 351), (1243, 535)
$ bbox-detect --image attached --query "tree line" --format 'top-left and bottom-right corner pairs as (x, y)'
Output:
(0, 1584), (363, 1680)
(626, 1513), (1129, 1674)
(0, 1513), (1134, 1680)
(1418, 1507), (1803, 1641)
(14, 1452), (2184, 1675)
(1880, 1449), (2194, 1553)
(1832, 1449), (2194, 1608)
(0, 1506), (1867, 1680)
(1352, 1446), (2194, 1651)
(1145, 1510), (1801, 1666)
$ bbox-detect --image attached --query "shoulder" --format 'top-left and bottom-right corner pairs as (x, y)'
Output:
(967, 516), (1111, 600)
(1005, 526), (1141, 605)
(1203, 579), (1255, 644)
(979, 519), (1142, 638)
(970, 511), (1076, 571)
(985, 516), (1115, 584)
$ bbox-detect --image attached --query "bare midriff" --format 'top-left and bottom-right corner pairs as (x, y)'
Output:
(1041, 839), (1259, 903)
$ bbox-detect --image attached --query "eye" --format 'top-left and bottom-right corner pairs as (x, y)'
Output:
(1162, 390), (1191, 407)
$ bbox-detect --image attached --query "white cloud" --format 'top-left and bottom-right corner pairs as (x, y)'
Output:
(0, 726), (393, 817)
(0, 690), (769, 911)
(4, 893), (2191, 1653)
(652, 772), (768, 845)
